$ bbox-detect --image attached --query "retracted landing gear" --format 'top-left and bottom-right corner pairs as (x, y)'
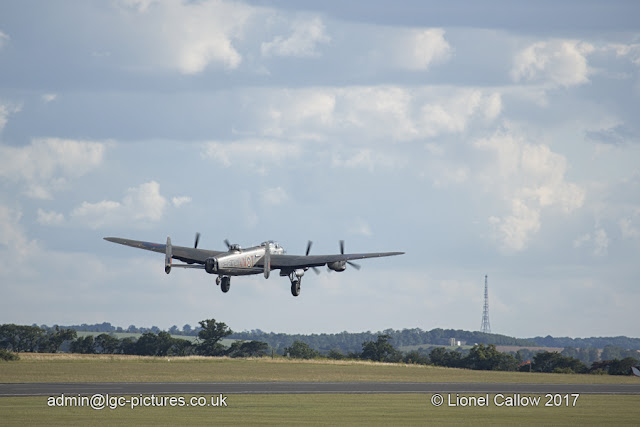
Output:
(217, 276), (230, 293)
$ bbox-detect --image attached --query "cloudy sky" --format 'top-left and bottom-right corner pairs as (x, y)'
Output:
(1, 0), (639, 338)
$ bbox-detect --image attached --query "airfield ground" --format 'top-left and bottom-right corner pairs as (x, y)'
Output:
(1, 353), (639, 425)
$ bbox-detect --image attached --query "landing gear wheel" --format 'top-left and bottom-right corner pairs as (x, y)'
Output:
(291, 280), (301, 297)
(221, 276), (230, 293)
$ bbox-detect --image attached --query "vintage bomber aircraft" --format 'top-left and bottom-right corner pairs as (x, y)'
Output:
(104, 235), (404, 297)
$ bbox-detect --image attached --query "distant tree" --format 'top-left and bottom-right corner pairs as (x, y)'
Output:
(0, 348), (20, 361)
(135, 332), (175, 356)
(403, 350), (429, 365)
(360, 335), (402, 363)
(169, 325), (180, 335)
(532, 352), (587, 374)
(0, 324), (46, 352)
(119, 337), (137, 355)
(227, 341), (269, 358)
(429, 347), (463, 368)
(170, 338), (195, 356)
(95, 334), (119, 354)
(70, 336), (96, 354)
(463, 344), (517, 371)
(327, 349), (346, 360)
(182, 324), (192, 334)
(40, 327), (77, 353)
(126, 325), (137, 333)
(284, 341), (319, 359)
(196, 319), (233, 356)
(592, 357), (639, 375)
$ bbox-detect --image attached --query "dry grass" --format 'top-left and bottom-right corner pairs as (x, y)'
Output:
(2, 353), (639, 385)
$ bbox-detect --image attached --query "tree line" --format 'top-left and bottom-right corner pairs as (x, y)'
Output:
(2, 323), (638, 375)
(284, 335), (639, 376)
(30, 323), (640, 354)
(0, 320), (266, 358)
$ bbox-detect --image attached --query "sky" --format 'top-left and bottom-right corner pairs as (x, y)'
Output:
(1, 0), (639, 338)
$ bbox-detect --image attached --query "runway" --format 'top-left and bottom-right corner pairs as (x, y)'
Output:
(2, 382), (639, 397)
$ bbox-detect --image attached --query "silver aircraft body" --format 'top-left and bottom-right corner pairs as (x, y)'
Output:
(104, 236), (404, 297)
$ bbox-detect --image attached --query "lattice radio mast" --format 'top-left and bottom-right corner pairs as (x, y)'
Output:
(480, 275), (491, 334)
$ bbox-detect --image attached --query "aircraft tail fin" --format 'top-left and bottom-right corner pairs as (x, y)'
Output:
(165, 236), (172, 274)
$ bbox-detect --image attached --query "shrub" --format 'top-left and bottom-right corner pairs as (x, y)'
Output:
(0, 348), (20, 361)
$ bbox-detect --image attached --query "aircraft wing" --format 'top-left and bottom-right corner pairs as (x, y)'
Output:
(104, 237), (224, 264)
(266, 252), (404, 270)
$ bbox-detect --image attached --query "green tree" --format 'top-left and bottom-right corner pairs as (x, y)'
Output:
(227, 341), (269, 358)
(360, 335), (402, 363)
(39, 327), (77, 353)
(283, 341), (319, 359)
(463, 344), (517, 371)
(0, 348), (20, 361)
(196, 319), (233, 356)
(327, 349), (346, 360)
(403, 350), (429, 365)
(94, 334), (119, 354)
(70, 336), (96, 354)
(429, 347), (462, 368)
(119, 337), (137, 355)
(532, 351), (587, 374)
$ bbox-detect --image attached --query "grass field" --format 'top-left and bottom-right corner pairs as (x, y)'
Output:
(1, 394), (639, 425)
(2, 354), (639, 425)
(1, 353), (638, 384)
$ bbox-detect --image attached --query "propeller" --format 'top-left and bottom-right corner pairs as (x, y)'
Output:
(224, 239), (231, 250)
(340, 240), (361, 270)
(194, 232), (201, 249)
(306, 241), (320, 275)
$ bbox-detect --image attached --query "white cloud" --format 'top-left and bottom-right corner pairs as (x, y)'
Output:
(0, 30), (8, 50)
(116, 0), (254, 74)
(349, 217), (373, 237)
(573, 233), (591, 248)
(0, 138), (106, 199)
(116, 0), (157, 13)
(399, 28), (451, 71)
(171, 196), (191, 207)
(607, 43), (640, 66)
(475, 128), (585, 252)
(255, 86), (501, 144)
(0, 206), (39, 259)
(593, 228), (609, 256)
(489, 199), (541, 252)
(619, 213), (640, 240)
(71, 181), (167, 228)
(261, 187), (289, 206)
(331, 148), (408, 172)
(0, 102), (21, 133)
(511, 40), (594, 87)
(36, 209), (65, 226)
(42, 94), (57, 103)
(261, 17), (330, 58)
(201, 139), (302, 171)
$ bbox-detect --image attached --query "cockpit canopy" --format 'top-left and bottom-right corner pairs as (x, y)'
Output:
(261, 240), (283, 252)
(228, 243), (242, 252)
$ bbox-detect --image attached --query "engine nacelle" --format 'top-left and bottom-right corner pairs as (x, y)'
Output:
(327, 261), (347, 272)
(204, 257), (218, 274)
